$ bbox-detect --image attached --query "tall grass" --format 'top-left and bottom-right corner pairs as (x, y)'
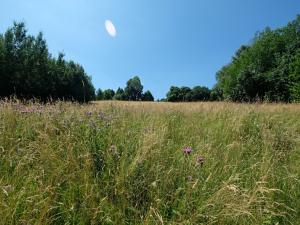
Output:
(0, 100), (299, 224)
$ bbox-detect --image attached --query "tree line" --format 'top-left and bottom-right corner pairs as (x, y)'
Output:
(0, 22), (95, 102)
(1, 16), (300, 103)
(96, 76), (154, 101)
(165, 86), (213, 102)
(165, 15), (300, 102)
(0, 23), (154, 102)
(213, 15), (300, 102)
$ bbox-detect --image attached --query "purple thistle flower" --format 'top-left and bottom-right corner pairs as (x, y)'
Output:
(98, 112), (106, 120)
(86, 111), (93, 116)
(183, 147), (193, 155)
(196, 156), (205, 166)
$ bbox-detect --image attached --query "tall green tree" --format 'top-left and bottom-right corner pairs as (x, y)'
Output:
(191, 86), (211, 101)
(210, 85), (223, 101)
(289, 50), (300, 101)
(114, 87), (126, 100)
(142, 90), (154, 101)
(0, 22), (95, 102)
(103, 89), (115, 100)
(215, 15), (300, 102)
(96, 89), (104, 100)
(181, 87), (192, 101)
(124, 76), (143, 101)
(166, 86), (182, 102)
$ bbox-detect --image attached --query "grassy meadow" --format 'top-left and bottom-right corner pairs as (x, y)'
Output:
(0, 101), (300, 225)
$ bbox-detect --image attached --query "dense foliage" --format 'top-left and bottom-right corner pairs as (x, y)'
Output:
(141, 90), (154, 101)
(166, 16), (300, 103)
(0, 22), (95, 102)
(96, 76), (155, 101)
(215, 16), (300, 102)
(166, 86), (211, 102)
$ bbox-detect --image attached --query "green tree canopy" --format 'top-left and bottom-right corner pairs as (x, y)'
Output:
(166, 86), (211, 102)
(142, 90), (154, 101)
(114, 87), (126, 100)
(124, 76), (143, 101)
(95, 77), (155, 102)
(96, 88), (104, 100)
(0, 22), (95, 102)
(103, 89), (115, 100)
(215, 15), (300, 102)
(191, 86), (211, 101)
(166, 86), (182, 102)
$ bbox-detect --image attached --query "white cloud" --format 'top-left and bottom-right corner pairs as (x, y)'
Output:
(105, 20), (117, 37)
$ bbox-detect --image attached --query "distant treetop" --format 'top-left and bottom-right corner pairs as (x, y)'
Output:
(96, 76), (155, 102)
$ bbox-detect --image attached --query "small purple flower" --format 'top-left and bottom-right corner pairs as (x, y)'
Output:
(86, 111), (93, 116)
(183, 147), (193, 155)
(196, 156), (205, 166)
(98, 112), (106, 120)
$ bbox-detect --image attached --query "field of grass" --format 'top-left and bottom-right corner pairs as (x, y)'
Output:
(0, 101), (299, 225)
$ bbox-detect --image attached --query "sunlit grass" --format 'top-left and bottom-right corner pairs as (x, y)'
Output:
(0, 100), (299, 224)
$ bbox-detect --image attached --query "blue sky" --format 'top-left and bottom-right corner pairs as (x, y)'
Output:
(1, 0), (300, 99)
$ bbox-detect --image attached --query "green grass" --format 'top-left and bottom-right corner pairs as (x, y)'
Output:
(0, 101), (299, 225)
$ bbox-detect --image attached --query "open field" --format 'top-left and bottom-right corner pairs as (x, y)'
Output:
(0, 101), (300, 225)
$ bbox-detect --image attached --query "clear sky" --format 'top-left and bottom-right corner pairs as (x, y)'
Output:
(1, 0), (300, 99)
